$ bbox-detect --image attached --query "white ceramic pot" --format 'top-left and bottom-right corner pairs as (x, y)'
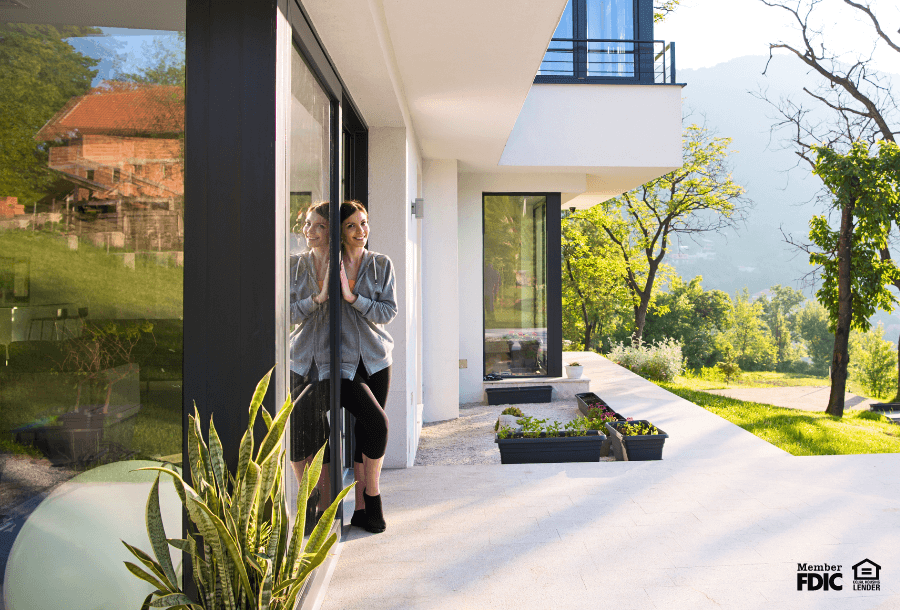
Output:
(565, 365), (584, 379)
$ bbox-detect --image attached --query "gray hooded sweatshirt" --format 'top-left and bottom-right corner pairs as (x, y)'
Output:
(290, 249), (397, 380)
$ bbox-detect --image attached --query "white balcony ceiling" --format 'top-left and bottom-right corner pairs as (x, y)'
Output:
(303, 0), (568, 171)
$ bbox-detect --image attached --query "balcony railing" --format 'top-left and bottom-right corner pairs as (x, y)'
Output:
(535, 39), (677, 84)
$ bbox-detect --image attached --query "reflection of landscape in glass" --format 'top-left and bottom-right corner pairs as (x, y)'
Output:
(288, 44), (333, 535)
(483, 195), (548, 376)
(0, 24), (184, 479)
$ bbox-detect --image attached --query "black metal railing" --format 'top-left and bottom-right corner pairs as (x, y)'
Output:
(535, 39), (677, 84)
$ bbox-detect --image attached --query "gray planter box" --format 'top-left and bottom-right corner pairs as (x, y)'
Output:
(495, 430), (605, 464)
(575, 392), (624, 420)
(486, 385), (552, 405)
(605, 420), (668, 461)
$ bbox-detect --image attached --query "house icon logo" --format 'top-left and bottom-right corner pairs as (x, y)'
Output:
(852, 559), (881, 591)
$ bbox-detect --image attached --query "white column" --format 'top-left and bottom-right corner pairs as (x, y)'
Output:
(422, 159), (459, 422)
(368, 127), (412, 468)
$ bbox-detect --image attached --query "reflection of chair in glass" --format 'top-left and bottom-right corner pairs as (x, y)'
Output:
(484, 339), (511, 375)
(26, 305), (87, 342)
(509, 340), (541, 374)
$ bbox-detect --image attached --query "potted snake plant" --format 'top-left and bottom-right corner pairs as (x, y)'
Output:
(122, 368), (353, 610)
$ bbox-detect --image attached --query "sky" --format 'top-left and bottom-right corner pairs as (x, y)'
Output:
(656, 0), (900, 74)
(65, 28), (182, 87)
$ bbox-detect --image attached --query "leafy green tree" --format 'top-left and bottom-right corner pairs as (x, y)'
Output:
(716, 289), (776, 371)
(756, 0), (900, 413)
(757, 285), (805, 369)
(643, 275), (732, 369)
(0, 24), (99, 205)
(561, 206), (633, 351)
(796, 300), (832, 375)
(654, 0), (680, 22)
(810, 141), (900, 415)
(599, 125), (748, 342)
(849, 324), (897, 400)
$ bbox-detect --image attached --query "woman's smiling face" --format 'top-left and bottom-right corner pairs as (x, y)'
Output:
(303, 209), (328, 249)
(342, 210), (369, 248)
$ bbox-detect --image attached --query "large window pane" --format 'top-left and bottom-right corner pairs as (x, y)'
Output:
(483, 195), (548, 377)
(288, 43), (332, 535)
(538, 1), (574, 76)
(586, 0), (635, 77)
(0, 20), (184, 590)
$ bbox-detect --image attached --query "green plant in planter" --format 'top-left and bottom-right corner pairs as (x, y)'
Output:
(586, 408), (618, 425)
(618, 421), (661, 436)
(519, 416), (547, 438)
(545, 420), (562, 438)
(497, 425), (515, 439)
(122, 368), (353, 610)
(564, 418), (588, 437)
(494, 406), (525, 431)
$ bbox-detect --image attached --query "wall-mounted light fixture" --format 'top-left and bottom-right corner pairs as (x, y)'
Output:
(411, 198), (424, 219)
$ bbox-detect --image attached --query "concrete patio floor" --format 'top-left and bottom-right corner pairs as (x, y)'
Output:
(319, 353), (900, 610)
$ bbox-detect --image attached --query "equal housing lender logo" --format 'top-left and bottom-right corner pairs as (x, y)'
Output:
(796, 559), (881, 591)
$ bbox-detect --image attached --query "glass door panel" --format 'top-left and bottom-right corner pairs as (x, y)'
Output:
(483, 195), (549, 377)
(288, 42), (332, 535)
(0, 20), (185, 599)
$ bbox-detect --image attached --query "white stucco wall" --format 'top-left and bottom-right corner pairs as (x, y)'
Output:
(368, 127), (422, 468)
(422, 159), (459, 422)
(500, 84), (683, 169)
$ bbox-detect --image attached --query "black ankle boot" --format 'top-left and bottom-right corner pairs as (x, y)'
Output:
(350, 509), (367, 528)
(363, 491), (386, 533)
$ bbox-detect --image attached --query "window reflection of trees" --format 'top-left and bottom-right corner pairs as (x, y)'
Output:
(0, 24), (185, 478)
(483, 195), (548, 376)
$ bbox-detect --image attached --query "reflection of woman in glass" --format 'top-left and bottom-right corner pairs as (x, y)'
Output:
(338, 200), (395, 534)
(289, 201), (332, 519)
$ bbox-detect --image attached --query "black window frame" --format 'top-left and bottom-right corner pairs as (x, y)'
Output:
(482, 192), (561, 379)
(535, 0), (656, 85)
(184, 2), (367, 603)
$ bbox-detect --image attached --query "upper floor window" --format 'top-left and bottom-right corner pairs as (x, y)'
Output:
(539, 0), (658, 81)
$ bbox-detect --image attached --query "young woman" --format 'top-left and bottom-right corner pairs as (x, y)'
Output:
(338, 200), (396, 533)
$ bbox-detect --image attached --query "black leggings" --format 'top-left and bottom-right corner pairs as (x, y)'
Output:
(290, 361), (390, 464)
(345, 360), (390, 463)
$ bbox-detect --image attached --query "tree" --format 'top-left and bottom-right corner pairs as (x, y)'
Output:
(643, 275), (732, 369)
(757, 284), (805, 368)
(0, 24), (98, 205)
(653, 0), (681, 22)
(849, 323), (897, 400)
(796, 299), (833, 374)
(809, 141), (900, 414)
(758, 0), (900, 414)
(599, 125), (749, 342)
(561, 206), (634, 352)
(717, 289), (777, 371)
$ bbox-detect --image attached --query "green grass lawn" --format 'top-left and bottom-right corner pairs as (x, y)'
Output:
(677, 369), (877, 400)
(659, 382), (900, 455)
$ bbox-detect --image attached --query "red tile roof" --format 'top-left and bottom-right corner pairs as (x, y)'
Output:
(35, 81), (184, 141)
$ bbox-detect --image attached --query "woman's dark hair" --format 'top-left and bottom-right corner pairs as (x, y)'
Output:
(340, 200), (367, 224)
(307, 201), (330, 221)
